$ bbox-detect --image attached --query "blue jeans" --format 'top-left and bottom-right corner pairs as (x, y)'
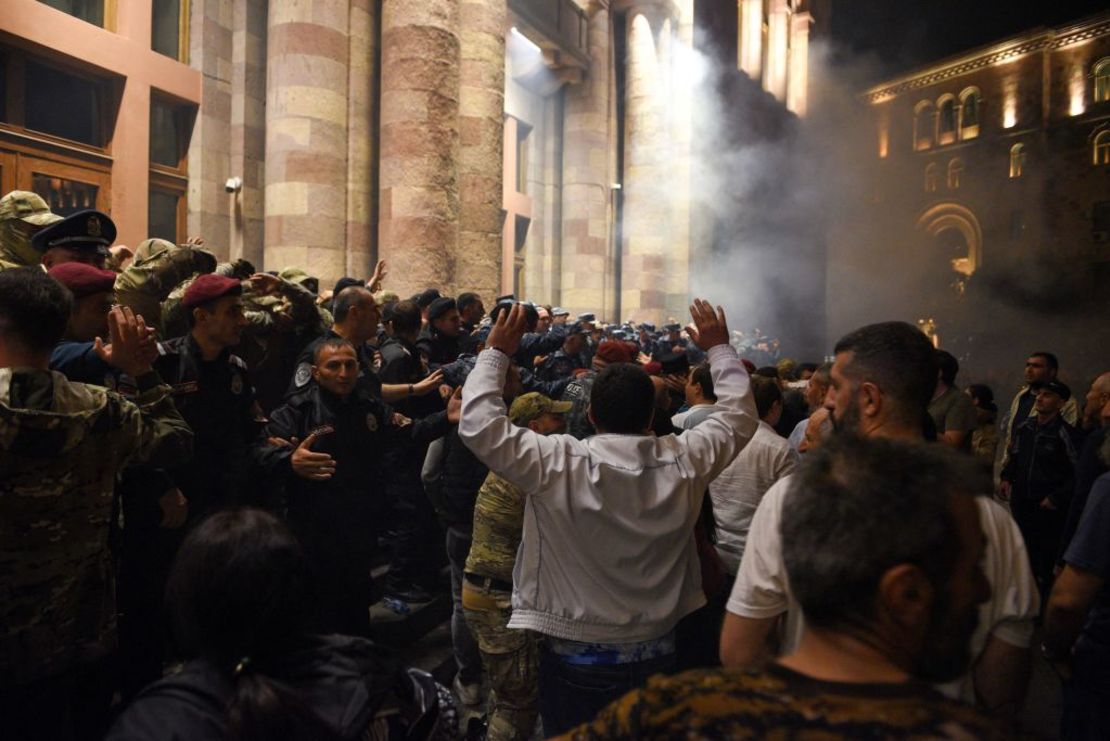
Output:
(446, 526), (483, 685)
(538, 645), (675, 736)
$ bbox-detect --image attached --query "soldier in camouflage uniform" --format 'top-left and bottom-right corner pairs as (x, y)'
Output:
(462, 393), (571, 741)
(0, 268), (193, 741)
(113, 237), (218, 332)
(0, 190), (63, 271)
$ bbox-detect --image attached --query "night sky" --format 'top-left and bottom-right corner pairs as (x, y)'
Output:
(829, 0), (1110, 81)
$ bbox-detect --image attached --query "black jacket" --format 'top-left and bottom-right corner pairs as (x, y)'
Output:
(105, 634), (402, 741)
(1002, 414), (1082, 508)
(416, 327), (460, 369)
(288, 329), (382, 399)
(155, 334), (262, 514)
(438, 426), (489, 531)
(380, 336), (444, 419)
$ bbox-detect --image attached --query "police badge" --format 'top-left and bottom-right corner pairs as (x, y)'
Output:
(294, 363), (312, 387)
(87, 214), (102, 238)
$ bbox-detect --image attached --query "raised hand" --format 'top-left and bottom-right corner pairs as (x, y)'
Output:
(686, 299), (729, 351)
(486, 303), (529, 358)
(368, 259), (388, 293)
(413, 369), (445, 396)
(96, 306), (154, 378)
(290, 433), (336, 481)
(248, 272), (282, 296)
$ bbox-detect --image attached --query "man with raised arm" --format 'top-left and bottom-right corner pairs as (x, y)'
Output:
(458, 299), (758, 736)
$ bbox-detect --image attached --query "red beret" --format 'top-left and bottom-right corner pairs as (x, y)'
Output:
(594, 340), (637, 365)
(182, 273), (242, 309)
(741, 359), (756, 373)
(48, 262), (117, 298)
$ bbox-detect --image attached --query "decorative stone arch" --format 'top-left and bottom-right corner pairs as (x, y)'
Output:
(958, 86), (981, 139)
(913, 100), (934, 150)
(935, 93), (958, 144)
(916, 202), (982, 277)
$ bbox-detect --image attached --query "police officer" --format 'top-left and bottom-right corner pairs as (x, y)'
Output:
(30, 208), (116, 270)
(417, 296), (463, 368)
(535, 325), (588, 383)
(0, 268), (192, 741)
(0, 190), (63, 270)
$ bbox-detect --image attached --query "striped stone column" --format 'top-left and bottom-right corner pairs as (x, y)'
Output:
(264, 0), (350, 284)
(454, 0), (506, 299)
(378, 0), (461, 298)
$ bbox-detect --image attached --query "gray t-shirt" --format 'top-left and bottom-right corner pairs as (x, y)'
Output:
(928, 386), (977, 438)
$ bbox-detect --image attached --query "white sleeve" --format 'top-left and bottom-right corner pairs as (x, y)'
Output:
(678, 344), (759, 482)
(977, 498), (1040, 648)
(457, 349), (575, 494)
(726, 478), (792, 618)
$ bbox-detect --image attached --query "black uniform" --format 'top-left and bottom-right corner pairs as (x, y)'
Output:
(288, 329), (382, 398)
(416, 326), (461, 369)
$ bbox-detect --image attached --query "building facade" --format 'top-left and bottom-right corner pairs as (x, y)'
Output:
(1, 0), (818, 327)
(828, 11), (1110, 379)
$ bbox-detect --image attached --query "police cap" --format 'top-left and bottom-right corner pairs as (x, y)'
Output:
(31, 209), (115, 255)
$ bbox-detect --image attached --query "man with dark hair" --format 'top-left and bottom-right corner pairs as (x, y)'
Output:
(457, 292), (485, 334)
(459, 300), (758, 735)
(999, 351), (1079, 479)
(491, 300), (571, 371)
(535, 326), (587, 383)
(721, 320), (1039, 716)
(559, 340), (638, 440)
(256, 338), (455, 635)
(929, 349), (977, 450)
(417, 296), (463, 368)
(1001, 380), (1081, 594)
(0, 268), (192, 740)
(558, 437), (1003, 740)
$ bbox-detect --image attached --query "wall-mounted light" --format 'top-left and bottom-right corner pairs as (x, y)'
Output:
(224, 177), (243, 193)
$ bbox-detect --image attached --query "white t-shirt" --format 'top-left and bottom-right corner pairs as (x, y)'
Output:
(726, 476), (1040, 700)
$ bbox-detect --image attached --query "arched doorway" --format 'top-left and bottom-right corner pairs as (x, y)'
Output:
(916, 202), (982, 282)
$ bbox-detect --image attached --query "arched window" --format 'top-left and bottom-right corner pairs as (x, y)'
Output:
(914, 101), (934, 151)
(924, 163), (939, 192)
(1095, 58), (1110, 104)
(937, 95), (957, 144)
(1009, 144), (1025, 178)
(959, 87), (980, 139)
(1095, 130), (1110, 165)
(947, 158), (963, 189)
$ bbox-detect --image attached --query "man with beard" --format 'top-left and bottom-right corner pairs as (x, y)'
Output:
(719, 321), (1039, 716)
(557, 437), (1005, 740)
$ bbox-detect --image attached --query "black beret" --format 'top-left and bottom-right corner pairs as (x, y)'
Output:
(428, 296), (457, 322)
(31, 209), (116, 255)
(415, 288), (442, 308)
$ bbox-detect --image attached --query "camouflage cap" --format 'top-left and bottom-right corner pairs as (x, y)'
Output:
(508, 392), (572, 425)
(0, 190), (63, 227)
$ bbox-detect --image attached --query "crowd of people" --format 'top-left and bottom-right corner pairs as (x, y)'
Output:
(2, 189), (1110, 740)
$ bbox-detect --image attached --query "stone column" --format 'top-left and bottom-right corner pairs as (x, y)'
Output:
(455, 0), (506, 298)
(378, 0), (461, 298)
(766, 0), (789, 100)
(621, 3), (671, 324)
(787, 11), (812, 116)
(562, 1), (615, 318)
(664, 0), (693, 321)
(229, 0), (267, 267)
(738, 0), (762, 80)
(345, 0), (377, 278)
(264, 0), (349, 283)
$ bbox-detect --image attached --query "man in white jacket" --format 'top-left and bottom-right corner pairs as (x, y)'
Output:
(458, 299), (758, 736)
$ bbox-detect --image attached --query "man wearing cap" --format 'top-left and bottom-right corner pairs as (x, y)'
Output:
(418, 296), (463, 368)
(155, 273), (264, 517)
(113, 237), (218, 331)
(653, 322), (687, 360)
(0, 190), (63, 270)
(463, 392), (571, 741)
(1001, 379), (1083, 594)
(560, 340), (638, 440)
(550, 307), (569, 326)
(535, 325), (587, 383)
(29, 208), (116, 270)
(491, 301), (569, 371)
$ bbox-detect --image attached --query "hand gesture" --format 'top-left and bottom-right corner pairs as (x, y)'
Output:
(248, 272), (282, 296)
(158, 488), (188, 529)
(487, 303), (529, 358)
(412, 369), (445, 396)
(290, 433), (336, 481)
(368, 259), (388, 293)
(95, 306), (154, 378)
(446, 387), (463, 424)
(686, 299), (729, 351)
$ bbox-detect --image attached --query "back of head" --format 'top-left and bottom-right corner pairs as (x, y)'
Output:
(389, 299), (422, 337)
(165, 509), (336, 741)
(690, 363), (715, 402)
(782, 436), (988, 633)
(0, 267), (72, 355)
(936, 350), (959, 387)
(590, 362), (655, 434)
(751, 375), (782, 419)
(333, 286), (368, 323)
(457, 291), (481, 314)
(834, 321), (938, 425)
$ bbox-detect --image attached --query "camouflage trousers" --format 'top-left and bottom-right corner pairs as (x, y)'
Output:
(461, 581), (538, 741)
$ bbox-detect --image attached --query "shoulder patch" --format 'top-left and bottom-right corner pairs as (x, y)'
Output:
(294, 363), (312, 388)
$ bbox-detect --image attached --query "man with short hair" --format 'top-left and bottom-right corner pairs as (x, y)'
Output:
(787, 362), (831, 451)
(557, 437), (1004, 740)
(534, 305), (552, 334)
(720, 321), (1039, 715)
(458, 292), (486, 334)
(560, 340), (638, 440)
(0, 268), (192, 740)
(418, 296), (463, 368)
(798, 406), (831, 454)
(999, 351), (1079, 478)
(1001, 380), (1081, 594)
(929, 349), (977, 450)
(463, 392), (571, 741)
(1058, 371), (1110, 560)
(459, 300), (758, 735)
(535, 326), (587, 382)
(0, 190), (63, 271)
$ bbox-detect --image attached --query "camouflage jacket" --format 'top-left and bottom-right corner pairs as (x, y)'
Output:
(465, 472), (525, 585)
(561, 370), (598, 440)
(0, 368), (193, 687)
(113, 239), (217, 331)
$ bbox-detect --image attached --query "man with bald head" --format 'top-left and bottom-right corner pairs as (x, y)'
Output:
(1058, 371), (1110, 561)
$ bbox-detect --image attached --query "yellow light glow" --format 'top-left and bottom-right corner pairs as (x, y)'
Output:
(878, 111), (889, 158)
(1003, 99), (1017, 128)
(1070, 66), (1086, 116)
